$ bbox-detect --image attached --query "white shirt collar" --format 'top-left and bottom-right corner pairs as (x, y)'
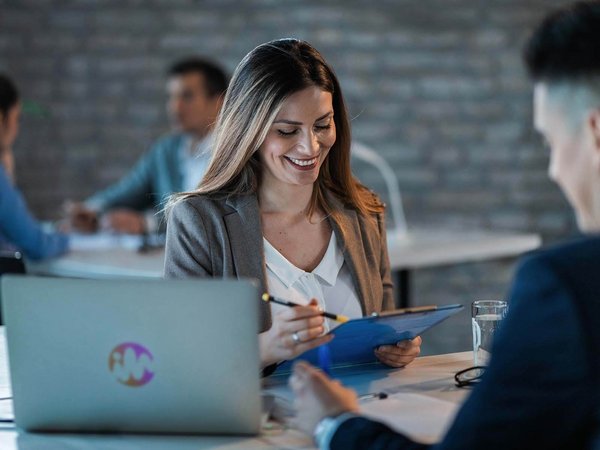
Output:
(313, 232), (344, 286)
(263, 239), (305, 289)
(263, 232), (343, 289)
(180, 133), (213, 192)
(182, 132), (213, 159)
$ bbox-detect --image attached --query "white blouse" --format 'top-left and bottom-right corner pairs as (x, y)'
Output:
(263, 232), (363, 331)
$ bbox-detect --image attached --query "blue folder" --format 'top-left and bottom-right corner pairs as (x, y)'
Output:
(276, 304), (464, 372)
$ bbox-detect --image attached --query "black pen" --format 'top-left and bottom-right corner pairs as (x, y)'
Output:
(261, 293), (350, 323)
(358, 392), (388, 401)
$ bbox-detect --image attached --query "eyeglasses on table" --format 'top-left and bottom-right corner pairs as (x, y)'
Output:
(454, 366), (486, 388)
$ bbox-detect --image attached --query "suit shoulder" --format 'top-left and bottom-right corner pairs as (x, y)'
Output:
(514, 235), (600, 301)
(169, 194), (229, 219)
(168, 192), (256, 224)
(521, 235), (600, 268)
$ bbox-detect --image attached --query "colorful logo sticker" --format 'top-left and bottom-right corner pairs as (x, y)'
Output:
(108, 342), (154, 387)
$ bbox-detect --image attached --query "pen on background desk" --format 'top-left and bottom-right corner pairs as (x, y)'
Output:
(358, 392), (388, 401)
(261, 294), (350, 323)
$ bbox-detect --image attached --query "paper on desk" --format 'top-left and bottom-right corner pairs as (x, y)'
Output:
(360, 392), (460, 444)
(69, 234), (144, 251)
(0, 331), (13, 423)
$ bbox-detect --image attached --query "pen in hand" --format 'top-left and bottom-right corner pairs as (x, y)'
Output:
(261, 293), (350, 323)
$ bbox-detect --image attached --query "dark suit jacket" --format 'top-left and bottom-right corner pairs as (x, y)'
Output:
(331, 236), (600, 450)
(164, 192), (394, 333)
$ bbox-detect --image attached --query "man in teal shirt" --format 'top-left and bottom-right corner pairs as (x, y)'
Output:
(68, 58), (228, 234)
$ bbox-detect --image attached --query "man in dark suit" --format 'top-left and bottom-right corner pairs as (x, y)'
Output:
(290, 2), (600, 449)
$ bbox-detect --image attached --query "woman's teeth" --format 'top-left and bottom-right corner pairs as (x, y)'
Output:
(287, 156), (317, 166)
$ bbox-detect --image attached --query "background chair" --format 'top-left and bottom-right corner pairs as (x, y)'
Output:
(351, 142), (408, 236)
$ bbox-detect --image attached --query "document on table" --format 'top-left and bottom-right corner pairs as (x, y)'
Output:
(0, 330), (13, 424)
(69, 233), (144, 251)
(265, 383), (461, 444)
(360, 392), (460, 444)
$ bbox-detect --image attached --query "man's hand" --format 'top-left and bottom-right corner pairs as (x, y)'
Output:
(63, 201), (99, 233)
(102, 209), (146, 234)
(289, 361), (359, 435)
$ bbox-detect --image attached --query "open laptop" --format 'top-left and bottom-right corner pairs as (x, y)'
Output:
(1, 275), (261, 435)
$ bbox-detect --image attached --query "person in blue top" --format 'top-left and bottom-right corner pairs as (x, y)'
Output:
(291, 2), (600, 449)
(0, 74), (69, 260)
(66, 57), (228, 235)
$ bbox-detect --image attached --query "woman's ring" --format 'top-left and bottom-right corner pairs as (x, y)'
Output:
(292, 332), (301, 344)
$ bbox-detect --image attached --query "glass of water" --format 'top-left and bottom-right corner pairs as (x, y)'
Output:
(472, 300), (508, 366)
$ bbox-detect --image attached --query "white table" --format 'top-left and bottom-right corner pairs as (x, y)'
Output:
(386, 229), (540, 270)
(386, 229), (540, 306)
(28, 230), (540, 306)
(28, 234), (165, 280)
(0, 323), (473, 449)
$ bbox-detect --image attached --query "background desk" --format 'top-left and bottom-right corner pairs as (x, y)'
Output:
(387, 229), (540, 306)
(29, 230), (540, 307)
(29, 247), (165, 280)
(28, 234), (165, 280)
(0, 325), (473, 449)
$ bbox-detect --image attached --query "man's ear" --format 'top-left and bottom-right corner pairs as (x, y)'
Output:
(589, 109), (600, 153)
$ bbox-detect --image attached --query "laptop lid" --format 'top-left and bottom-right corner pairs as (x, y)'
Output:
(1, 275), (261, 435)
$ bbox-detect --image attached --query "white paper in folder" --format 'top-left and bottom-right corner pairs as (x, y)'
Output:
(360, 392), (460, 444)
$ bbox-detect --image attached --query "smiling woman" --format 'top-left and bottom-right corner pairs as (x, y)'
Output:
(260, 87), (336, 187)
(164, 39), (422, 373)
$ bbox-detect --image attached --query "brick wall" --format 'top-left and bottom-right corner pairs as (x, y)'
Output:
(0, 0), (575, 353)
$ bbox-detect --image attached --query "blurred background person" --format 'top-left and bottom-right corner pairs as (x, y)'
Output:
(67, 57), (228, 235)
(0, 74), (69, 260)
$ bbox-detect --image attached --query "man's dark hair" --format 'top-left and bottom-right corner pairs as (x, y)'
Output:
(0, 74), (19, 119)
(167, 57), (229, 98)
(524, 1), (600, 81)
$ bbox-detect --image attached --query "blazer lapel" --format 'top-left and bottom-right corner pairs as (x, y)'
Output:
(327, 198), (373, 316)
(224, 194), (272, 330)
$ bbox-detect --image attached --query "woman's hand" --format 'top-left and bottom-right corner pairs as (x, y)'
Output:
(102, 209), (146, 234)
(375, 336), (422, 368)
(290, 361), (359, 435)
(259, 299), (333, 368)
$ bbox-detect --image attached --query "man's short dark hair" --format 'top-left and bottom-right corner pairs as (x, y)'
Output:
(0, 73), (19, 119)
(524, 1), (600, 82)
(167, 57), (229, 98)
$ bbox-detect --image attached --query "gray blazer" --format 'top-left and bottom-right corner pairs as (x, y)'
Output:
(164, 192), (394, 332)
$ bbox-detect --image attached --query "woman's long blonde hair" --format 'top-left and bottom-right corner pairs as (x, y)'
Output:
(167, 38), (383, 219)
